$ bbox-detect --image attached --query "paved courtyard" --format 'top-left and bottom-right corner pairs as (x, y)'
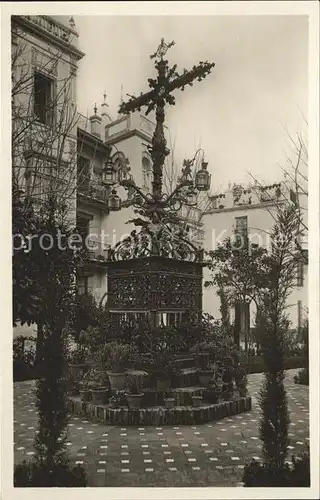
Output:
(13, 369), (309, 487)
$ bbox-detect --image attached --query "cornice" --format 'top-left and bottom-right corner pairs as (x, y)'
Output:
(12, 15), (85, 61)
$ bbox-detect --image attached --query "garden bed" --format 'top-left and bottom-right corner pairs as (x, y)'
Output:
(67, 395), (252, 426)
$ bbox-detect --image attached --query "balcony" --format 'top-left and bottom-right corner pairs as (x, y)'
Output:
(14, 16), (84, 60)
(77, 182), (109, 210)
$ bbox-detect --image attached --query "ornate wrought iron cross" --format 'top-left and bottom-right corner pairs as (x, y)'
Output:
(119, 38), (215, 204)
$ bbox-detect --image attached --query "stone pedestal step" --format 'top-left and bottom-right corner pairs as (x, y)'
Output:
(68, 395), (252, 426)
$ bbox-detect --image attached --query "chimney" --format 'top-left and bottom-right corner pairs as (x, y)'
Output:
(89, 103), (101, 138)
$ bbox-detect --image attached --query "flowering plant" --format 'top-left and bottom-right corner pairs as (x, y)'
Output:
(67, 344), (88, 365)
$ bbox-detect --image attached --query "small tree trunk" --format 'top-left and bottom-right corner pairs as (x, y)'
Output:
(234, 303), (241, 347)
(35, 323), (44, 371)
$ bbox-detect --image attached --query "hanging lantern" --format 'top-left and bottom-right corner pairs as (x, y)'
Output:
(185, 185), (197, 205)
(102, 158), (116, 185)
(132, 193), (143, 205)
(108, 188), (121, 211)
(195, 161), (211, 191)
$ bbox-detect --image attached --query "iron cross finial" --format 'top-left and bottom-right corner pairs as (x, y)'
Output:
(150, 38), (175, 60)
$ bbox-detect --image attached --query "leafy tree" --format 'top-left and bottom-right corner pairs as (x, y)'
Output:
(205, 235), (270, 346)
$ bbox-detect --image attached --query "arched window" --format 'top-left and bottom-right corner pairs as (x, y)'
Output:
(111, 152), (130, 183)
(142, 156), (153, 191)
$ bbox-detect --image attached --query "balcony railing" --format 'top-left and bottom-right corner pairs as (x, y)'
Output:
(85, 239), (110, 261)
(23, 15), (77, 44)
(78, 183), (109, 204)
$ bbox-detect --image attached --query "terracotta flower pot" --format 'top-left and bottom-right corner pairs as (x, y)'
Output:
(91, 387), (108, 405)
(69, 363), (87, 378)
(192, 396), (203, 407)
(125, 393), (144, 409)
(164, 397), (175, 409)
(79, 389), (90, 402)
(238, 387), (247, 397)
(107, 371), (126, 391)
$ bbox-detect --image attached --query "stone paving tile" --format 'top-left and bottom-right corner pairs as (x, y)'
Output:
(13, 370), (309, 486)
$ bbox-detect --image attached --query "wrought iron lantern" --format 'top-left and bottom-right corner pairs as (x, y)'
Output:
(108, 188), (121, 211)
(102, 158), (116, 185)
(195, 161), (211, 191)
(185, 185), (198, 205)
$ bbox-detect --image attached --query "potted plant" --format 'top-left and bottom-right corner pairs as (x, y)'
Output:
(191, 341), (214, 386)
(85, 369), (109, 405)
(103, 342), (138, 391)
(79, 378), (91, 402)
(235, 366), (248, 397)
(164, 391), (176, 409)
(191, 395), (203, 407)
(151, 349), (176, 392)
(109, 391), (124, 409)
(68, 344), (88, 378)
(222, 360), (234, 400)
(204, 372), (223, 404)
(125, 373), (145, 409)
(191, 341), (211, 369)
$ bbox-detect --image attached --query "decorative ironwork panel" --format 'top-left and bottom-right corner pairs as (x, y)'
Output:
(106, 255), (203, 315)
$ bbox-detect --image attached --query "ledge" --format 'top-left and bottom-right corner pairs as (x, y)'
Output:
(68, 395), (252, 426)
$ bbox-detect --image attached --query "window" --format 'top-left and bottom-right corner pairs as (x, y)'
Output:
(235, 216), (248, 235)
(34, 72), (54, 125)
(234, 216), (248, 248)
(297, 261), (304, 287)
(77, 276), (88, 295)
(77, 156), (91, 192)
(142, 157), (153, 191)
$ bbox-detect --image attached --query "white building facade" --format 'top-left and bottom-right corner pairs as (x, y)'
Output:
(202, 182), (308, 335)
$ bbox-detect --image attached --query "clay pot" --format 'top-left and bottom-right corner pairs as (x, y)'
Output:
(238, 387), (247, 397)
(69, 364), (87, 378)
(91, 388), (108, 405)
(125, 393), (144, 409)
(107, 371), (126, 391)
(79, 389), (90, 402)
(164, 397), (175, 409)
(191, 396), (203, 407)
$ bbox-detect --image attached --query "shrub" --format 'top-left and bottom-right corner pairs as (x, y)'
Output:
(99, 342), (138, 372)
(243, 448), (310, 487)
(247, 355), (304, 374)
(14, 459), (87, 487)
(69, 293), (99, 341)
(234, 366), (248, 388)
(78, 325), (104, 353)
(294, 367), (309, 386)
(191, 315), (241, 369)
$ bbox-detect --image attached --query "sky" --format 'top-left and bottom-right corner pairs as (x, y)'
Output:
(72, 14), (308, 190)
